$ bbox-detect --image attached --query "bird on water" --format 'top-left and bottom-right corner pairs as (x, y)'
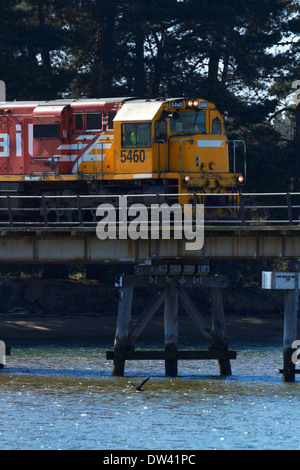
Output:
(129, 376), (150, 391)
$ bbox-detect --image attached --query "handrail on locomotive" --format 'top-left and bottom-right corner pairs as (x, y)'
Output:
(228, 140), (247, 184)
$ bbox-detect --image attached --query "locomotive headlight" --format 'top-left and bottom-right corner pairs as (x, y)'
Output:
(238, 175), (244, 183)
(185, 175), (191, 182)
(193, 100), (200, 108)
(187, 100), (194, 108)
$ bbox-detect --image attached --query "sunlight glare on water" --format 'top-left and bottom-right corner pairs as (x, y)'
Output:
(0, 339), (300, 450)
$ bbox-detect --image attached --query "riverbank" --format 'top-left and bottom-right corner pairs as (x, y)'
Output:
(0, 311), (286, 341)
(0, 275), (288, 341)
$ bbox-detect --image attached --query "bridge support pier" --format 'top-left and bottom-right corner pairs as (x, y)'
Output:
(107, 266), (236, 377)
(112, 286), (134, 376)
(283, 288), (298, 382)
(0, 326), (11, 369)
(164, 287), (179, 377)
(262, 267), (300, 382)
(211, 287), (232, 376)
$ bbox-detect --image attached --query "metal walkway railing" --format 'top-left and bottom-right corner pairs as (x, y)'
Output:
(0, 192), (299, 228)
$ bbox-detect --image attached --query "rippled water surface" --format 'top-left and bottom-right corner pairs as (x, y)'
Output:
(1, 337), (300, 450)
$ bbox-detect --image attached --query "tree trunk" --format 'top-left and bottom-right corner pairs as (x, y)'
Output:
(208, 50), (219, 81)
(134, 25), (146, 96)
(295, 103), (300, 141)
(221, 54), (229, 88)
(37, 0), (51, 73)
(149, 31), (164, 98)
(91, 1), (117, 96)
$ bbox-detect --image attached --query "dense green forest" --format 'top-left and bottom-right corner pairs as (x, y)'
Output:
(0, 0), (299, 191)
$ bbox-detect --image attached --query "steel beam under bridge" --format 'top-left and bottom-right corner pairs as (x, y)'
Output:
(0, 225), (299, 264)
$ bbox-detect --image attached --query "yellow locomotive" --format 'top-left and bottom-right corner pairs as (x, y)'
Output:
(90, 97), (245, 210)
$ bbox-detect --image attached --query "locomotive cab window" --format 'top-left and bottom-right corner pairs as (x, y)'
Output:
(76, 113), (83, 131)
(170, 111), (206, 133)
(122, 123), (151, 148)
(86, 113), (102, 130)
(155, 120), (167, 142)
(33, 123), (60, 139)
(212, 117), (222, 135)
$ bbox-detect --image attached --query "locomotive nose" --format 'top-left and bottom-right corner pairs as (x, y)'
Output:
(180, 135), (229, 176)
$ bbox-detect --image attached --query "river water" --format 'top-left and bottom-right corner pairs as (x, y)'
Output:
(0, 337), (300, 450)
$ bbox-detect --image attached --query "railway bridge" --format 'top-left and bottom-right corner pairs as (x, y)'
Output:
(0, 191), (300, 381)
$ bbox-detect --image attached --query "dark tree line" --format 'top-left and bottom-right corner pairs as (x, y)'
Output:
(0, 0), (299, 191)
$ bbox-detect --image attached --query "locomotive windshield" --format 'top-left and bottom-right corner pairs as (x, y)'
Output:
(170, 111), (206, 134)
